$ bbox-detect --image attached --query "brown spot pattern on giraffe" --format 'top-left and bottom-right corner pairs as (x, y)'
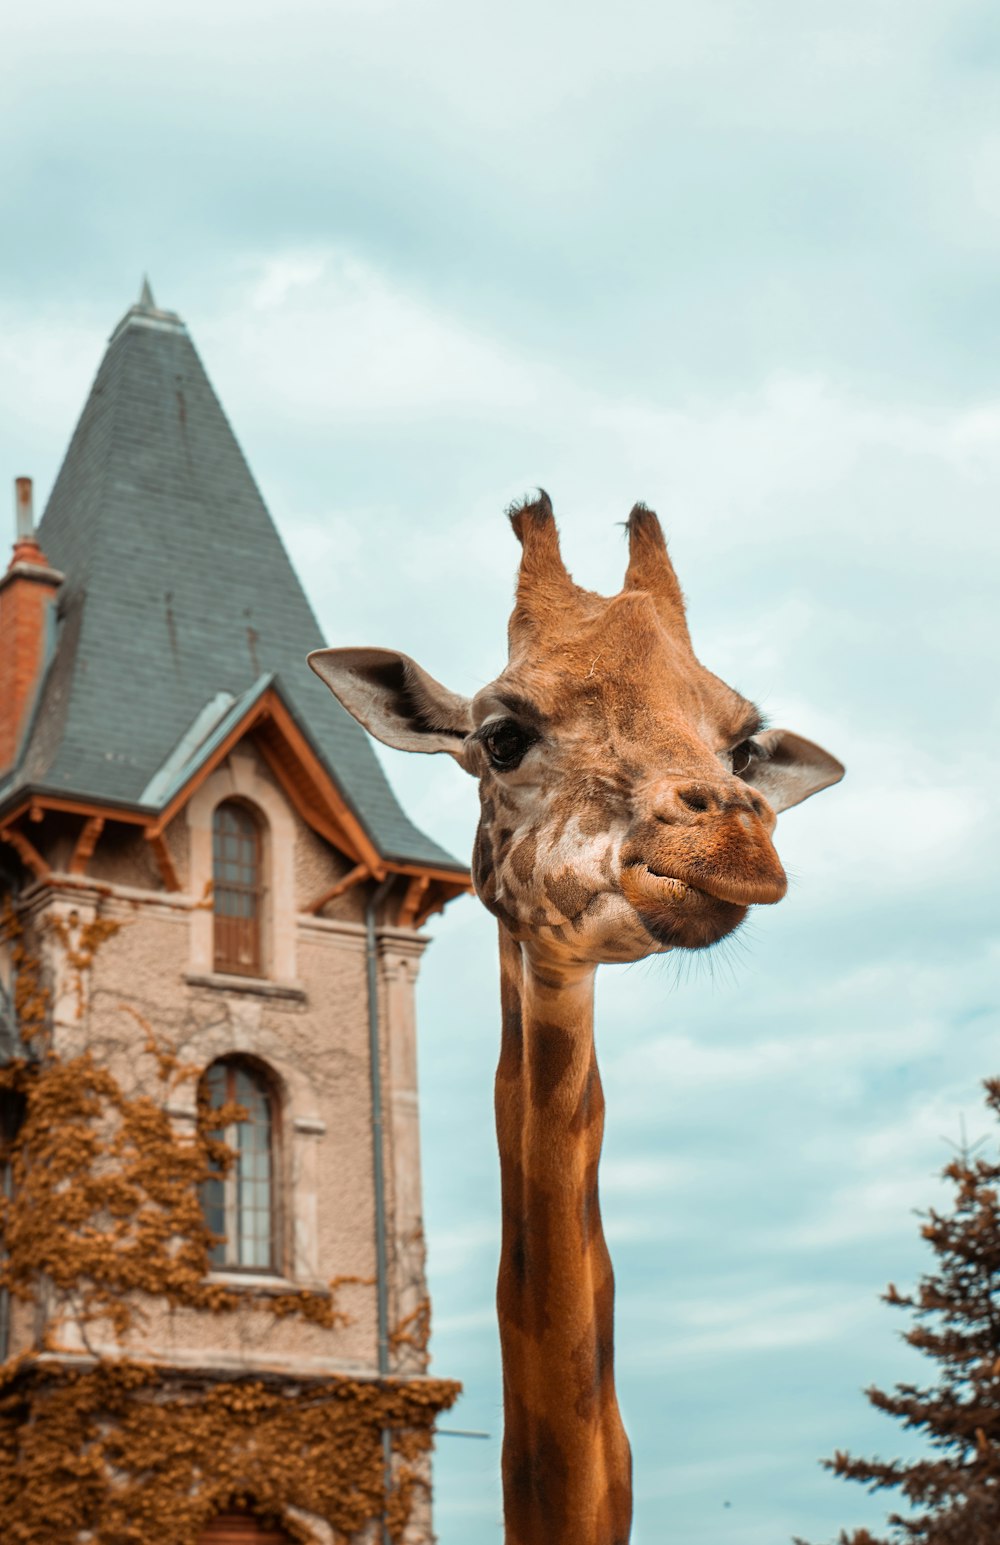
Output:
(578, 1158), (603, 1249)
(570, 1269), (617, 1423)
(472, 827), (495, 896)
(570, 1052), (604, 1136)
(497, 1164), (555, 1342)
(527, 1021), (576, 1107)
(502, 1396), (571, 1545)
(498, 1006), (523, 1083)
(544, 869), (594, 921)
(508, 833), (537, 888)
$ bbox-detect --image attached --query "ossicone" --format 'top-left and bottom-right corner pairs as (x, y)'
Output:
(623, 501), (690, 641)
(507, 488), (555, 545)
(506, 490), (577, 648)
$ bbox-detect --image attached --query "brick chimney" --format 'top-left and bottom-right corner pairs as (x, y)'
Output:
(0, 478), (64, 773)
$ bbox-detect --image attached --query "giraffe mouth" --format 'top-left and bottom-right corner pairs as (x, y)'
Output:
(620, 863), (747, 950)
(623, 863), (696, 903)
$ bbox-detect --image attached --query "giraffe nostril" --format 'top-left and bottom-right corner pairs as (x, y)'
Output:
(677, 787), (710, 814)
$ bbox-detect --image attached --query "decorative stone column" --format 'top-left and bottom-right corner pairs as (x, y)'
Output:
(291, 1113), (327, 1285)
(377, 933), (430, 1374)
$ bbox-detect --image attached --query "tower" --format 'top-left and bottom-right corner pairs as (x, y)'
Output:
(0, 284), (468, 1544)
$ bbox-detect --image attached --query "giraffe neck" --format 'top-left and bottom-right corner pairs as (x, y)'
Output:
(495, 923), (632, 1545)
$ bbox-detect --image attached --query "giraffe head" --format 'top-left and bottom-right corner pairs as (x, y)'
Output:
(309, 495), (843, 967)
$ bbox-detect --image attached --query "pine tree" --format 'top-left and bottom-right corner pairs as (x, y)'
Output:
(805, 1078), (1000, 1545)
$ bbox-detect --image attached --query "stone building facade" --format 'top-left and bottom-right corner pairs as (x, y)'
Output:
(0, 286), (468, 1545)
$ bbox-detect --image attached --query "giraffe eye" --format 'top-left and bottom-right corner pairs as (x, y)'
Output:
(731, 739), (760, 777)
(483, 720), (535, 772)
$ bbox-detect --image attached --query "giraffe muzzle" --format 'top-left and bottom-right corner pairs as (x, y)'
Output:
(619, 862), (749, 949)
(623, 860), (786, 910)
(625, 803), (789, 911)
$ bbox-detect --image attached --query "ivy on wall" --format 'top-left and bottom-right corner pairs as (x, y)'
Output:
(0, 1362), (457, 1545)
(0, 902), (459, 1543)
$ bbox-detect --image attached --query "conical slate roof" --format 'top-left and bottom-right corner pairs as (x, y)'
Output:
(1, 286), (461, 872)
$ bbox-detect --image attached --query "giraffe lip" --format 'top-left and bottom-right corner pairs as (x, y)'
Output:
(621, 862), (748, 950)
(624, 864), (695, 902)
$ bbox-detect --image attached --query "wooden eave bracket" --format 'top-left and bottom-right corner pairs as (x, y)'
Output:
(310, 866), (472, 925)
(0, 824), (50, 881)
(308, 862), (371, 916)
(392, 871), (473, 930)
(397, 875), (430, 929)
(70, 816), (105, 876)
(146, 830), (181, 893)
(414, 877), (472, 929)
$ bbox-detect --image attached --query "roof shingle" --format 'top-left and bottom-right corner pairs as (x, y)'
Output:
(0, 292), (461, 872)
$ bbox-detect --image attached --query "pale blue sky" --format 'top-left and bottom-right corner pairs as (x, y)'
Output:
(3, 3), (999, 1540)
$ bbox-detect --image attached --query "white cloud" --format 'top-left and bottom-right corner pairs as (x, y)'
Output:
(609, 1005), (945, 1109)
(0, 308), (108, 488)
(427, 1219), (498, 1278)
(203, 250), (563, 427)
(629, 1282), (872, 1362)
(601, 1155), (700, 1197)
(432, 1305), (497, 1336)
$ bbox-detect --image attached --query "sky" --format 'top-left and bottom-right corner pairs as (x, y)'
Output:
(3, 2), (1000, 1540)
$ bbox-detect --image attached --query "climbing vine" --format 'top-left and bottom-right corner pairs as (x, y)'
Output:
(4, 898), (49, 1047)
(389, 1226), (433, 1371)
(0, 1362), (456, 1545)
(0, 900), (459, 1543)
(0, 906), (346, 1339)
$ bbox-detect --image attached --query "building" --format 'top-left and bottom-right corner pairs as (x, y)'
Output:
(0, 284), (469, 1545)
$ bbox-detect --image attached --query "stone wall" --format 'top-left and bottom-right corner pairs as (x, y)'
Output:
(1, 739), (454, 1543)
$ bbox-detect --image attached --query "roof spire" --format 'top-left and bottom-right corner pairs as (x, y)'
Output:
(110, 279), (185, 344)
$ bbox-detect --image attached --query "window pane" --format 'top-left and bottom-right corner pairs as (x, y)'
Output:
(202, 1177), (225, 1232)
(242, 1233), (271, 1269)
(201, 1173), (227, 1266)
(213, 804), (263, 976)
(204, 1065), (226, 1109)
(199, 1061), (276, 1273)
(235, 1069), (257, 1106)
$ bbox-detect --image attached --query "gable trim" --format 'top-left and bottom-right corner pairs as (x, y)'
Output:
(145, 686), (384, 874)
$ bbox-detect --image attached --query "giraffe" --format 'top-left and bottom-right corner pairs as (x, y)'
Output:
(308, 494), (843, 1545)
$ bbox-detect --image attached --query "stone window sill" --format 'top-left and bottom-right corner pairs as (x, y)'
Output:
(207, 1270), (332, 1298)
(184, 971), (306, 1002)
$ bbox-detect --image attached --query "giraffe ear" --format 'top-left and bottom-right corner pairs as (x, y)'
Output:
(308, 647), (474, 761)
(743, 729), (845, 813)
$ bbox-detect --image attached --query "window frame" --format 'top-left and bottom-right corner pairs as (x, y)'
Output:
(200, 1058), (282, 1276)
(212, 800), (266, 978)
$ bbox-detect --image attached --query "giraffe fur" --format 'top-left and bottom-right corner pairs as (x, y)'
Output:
(309, 494), (843, 1543)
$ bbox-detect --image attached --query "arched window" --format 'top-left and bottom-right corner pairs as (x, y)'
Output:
(200, 1060), (277, 1272)
(213, 801), (264, 976)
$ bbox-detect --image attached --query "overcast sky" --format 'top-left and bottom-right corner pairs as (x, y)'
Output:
(3, 3), (1000, 1541)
